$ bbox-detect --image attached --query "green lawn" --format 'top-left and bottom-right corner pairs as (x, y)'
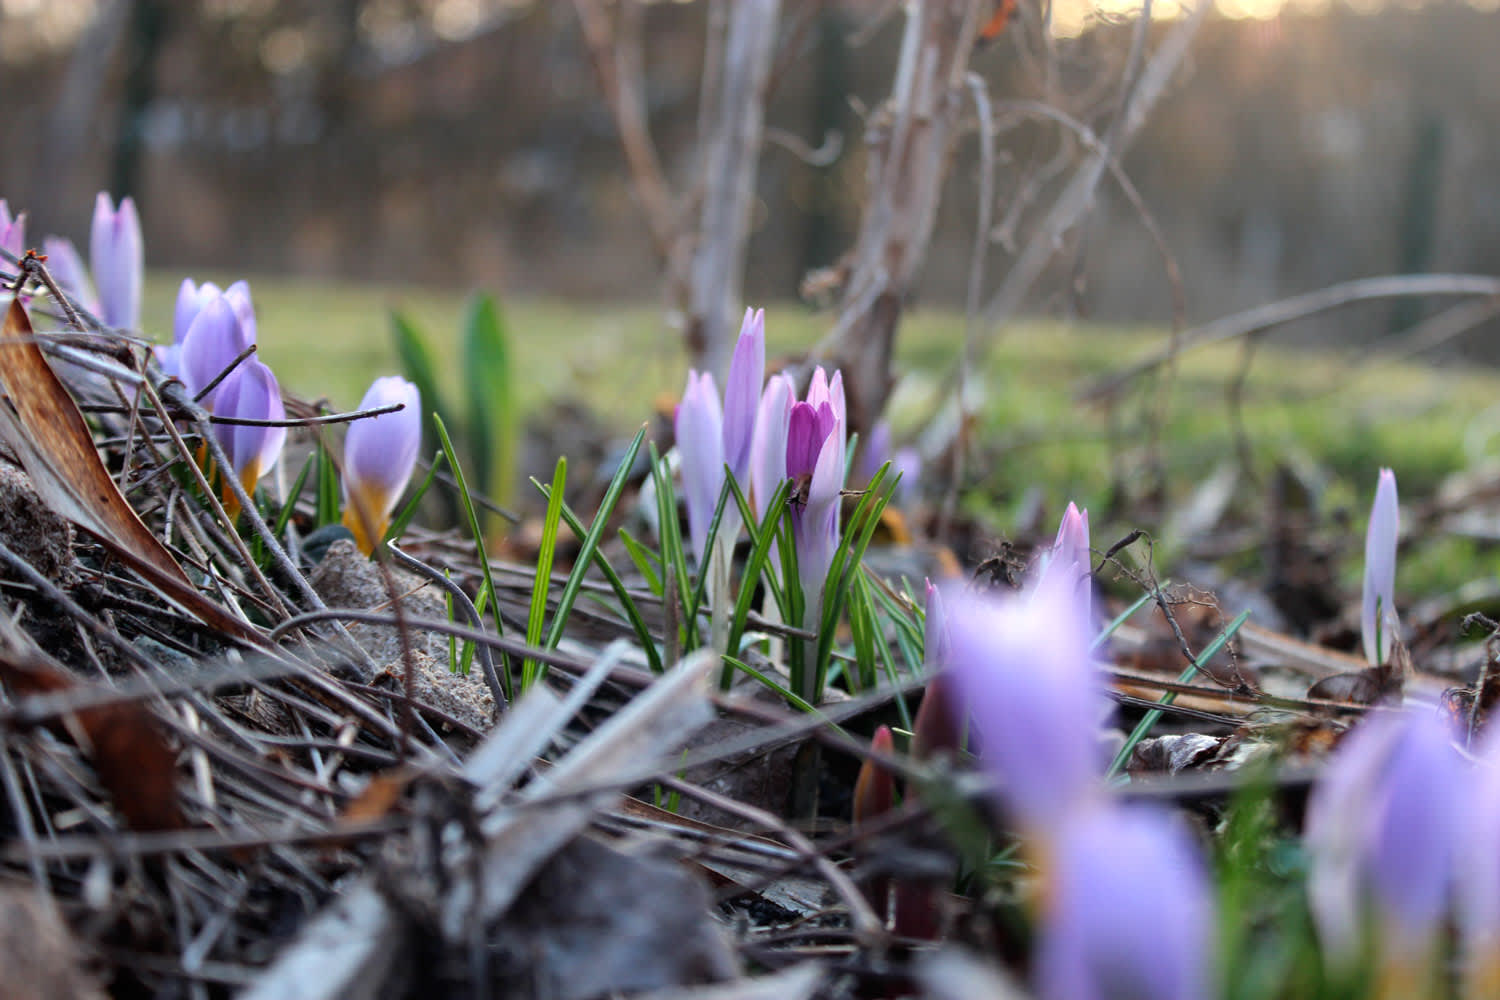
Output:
(143, 273), (1500, 597)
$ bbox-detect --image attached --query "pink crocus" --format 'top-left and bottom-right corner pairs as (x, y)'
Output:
(1037, 804), (1216, 1000)
(341, 377), (422, 554)
(1362, 468), (1400, 665)
(785, 367), (846, 610)
(90, 192), (142, 330)
(943, 579), (1105, 834)
(211, 358), (286, 517)
(1034, 501), (1092, 630)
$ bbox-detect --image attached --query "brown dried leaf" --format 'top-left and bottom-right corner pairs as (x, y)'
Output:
(0, 299), (254, 640)
(0, 640), (182, 832)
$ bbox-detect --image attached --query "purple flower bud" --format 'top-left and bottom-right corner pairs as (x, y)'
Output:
(892, 446), (922, 507)
(179, 293), (254, 407)
(943, 582), (1105, 833)
(212, 358), (286, 506)
(40, 237), (99, 315)
(1035, 502), (1092, 630)
(89, 192), (142, 330)
(1305, 707), (1465, 969)
(859, 420), (893, 487)
(750, 373), (794, 523)
(922, 579), (950, 674)
(1037, 804), (1216, 1000)
(786, 378), (845, 608)
(1362, 468), (1400, 665)
(675, 370), (725, 567)
(0, 201), (25, 260)
(722, 308), (764, 489)
(174, 279), (223, 345)
(341, 377), (422, 554)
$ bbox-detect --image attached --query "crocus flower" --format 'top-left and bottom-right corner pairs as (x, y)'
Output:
(1304, 706), (1465, 977)
(90, 192), (142, 330)
(40, 237), (99, 315)
(749, 372), (795, 524)
(1036, 804), (1216, 1000)
(722, 308), (765, 489)
(341, 377), (422, 555)
(179, 291), (255, 408)
(211, 358), (286, 517)
(859, 419), (893, 487)
(891, 445), (922, 508)
(911, 581), (959, 761)
(1460, 725), (1500, 996)
(1362, 468), (1400, 665)
(675, 370), (724, 567)
(943, 579), (1104, 834)
(786, 366), (847, 609)
(1034, 502), (1092, 630)
(0, 201), (25, 261)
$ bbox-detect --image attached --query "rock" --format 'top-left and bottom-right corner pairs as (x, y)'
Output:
(0, 461), (74, 584)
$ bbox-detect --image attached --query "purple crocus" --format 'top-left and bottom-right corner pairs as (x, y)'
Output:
(859, 419), (893, 487)
(0, 201), (25, 261)
(1362, 468), (1400, 665)
(943, 580), (1105, 834)
(1460, 725), (1500, 995)
(211, 358), (286, 516)
(1036, 804), (1216, 1000)
(1304, 706), (1465, 974)
(786, 366), (847, 609)
(179, 291), (255, 408)
(89, 192), (142, 331)
(341, 377), (422, 555)
(675, 370), (725, 567)
(722, 308), (765, 489)
(1034, 502), (1092, 630)
(40, 236), (99, 315)
(749, 372), (795, 524)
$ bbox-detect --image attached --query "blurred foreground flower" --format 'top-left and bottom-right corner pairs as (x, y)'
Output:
(1362, 467), (1400, 665)
(211, 358), (286, 519)
(1037, 804), (1216, 1000)
(1304, 705), (1464, 986)
(1461, 726), (1500, 997)
(342, 377), (422, 555)
(943, 579), (1104, 835)
(0, 200), (24, 261)
(90, 193), (142, 331)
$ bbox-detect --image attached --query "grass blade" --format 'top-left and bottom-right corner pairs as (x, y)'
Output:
(523, 457), (567, 689)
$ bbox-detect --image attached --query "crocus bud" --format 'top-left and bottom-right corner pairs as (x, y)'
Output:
(90, 192), (142, 330)
(749, 373), (794, 523)
(675, 370), (725, 568)
(1037, 804), (1216, 1000)
(341, 377), (422, 555)
(179, 293), (254, 408)
(1362, 468), (1400, 665)
(211, 358), (286, 517)
(852, 725), (897, 826)
(912, 583), (959, 760)
(943, 581), (1104, 834)
(1034, 502), (1092, 631)
(722, 308), (764, 489)
(1305, 707), (1464, 977)
(40, 237), (99, 315)
(0, 201), (25, 261)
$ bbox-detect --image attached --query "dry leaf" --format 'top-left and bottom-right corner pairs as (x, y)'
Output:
(0, 299), (255, 641)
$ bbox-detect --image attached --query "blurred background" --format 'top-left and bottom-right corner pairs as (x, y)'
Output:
(4, 0), (1499, 338)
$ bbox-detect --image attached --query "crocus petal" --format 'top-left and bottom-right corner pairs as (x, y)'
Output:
(174, 278), (222, 345)
(342, 376), (422, 554)
(786, 401), (824, 481)
(1037, 804), (1216, 1000)
(943, 582), (1105, 833)
(722, 307), (764, 487)
(223, 279), (257, 345)
(1034, 502), (1092, 630)
(794, 417), (845, 602)
(212, 358), (285, 495)
(675, 370), (724, 567)
(89, 192), (143, 330)
(827, 369), (846, 424)
(41, 237), (99, 315)
(750, 374), (793, 522)
(0, 201), (25, 260)
(1460, 727), (1500, 988)
(179, 293), (252, 406)
(1362, 468), (1400, 665)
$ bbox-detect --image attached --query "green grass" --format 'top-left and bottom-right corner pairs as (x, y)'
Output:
(143, 273), (1500, 599)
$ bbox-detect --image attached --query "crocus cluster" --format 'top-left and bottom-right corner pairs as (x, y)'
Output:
(1362, 467), (1400, 665)
(1303, 704), (1478, 992)
(32, 193), (142, 332)
(341, 376), (423, 555)
(936, 501), (1216, 1000)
